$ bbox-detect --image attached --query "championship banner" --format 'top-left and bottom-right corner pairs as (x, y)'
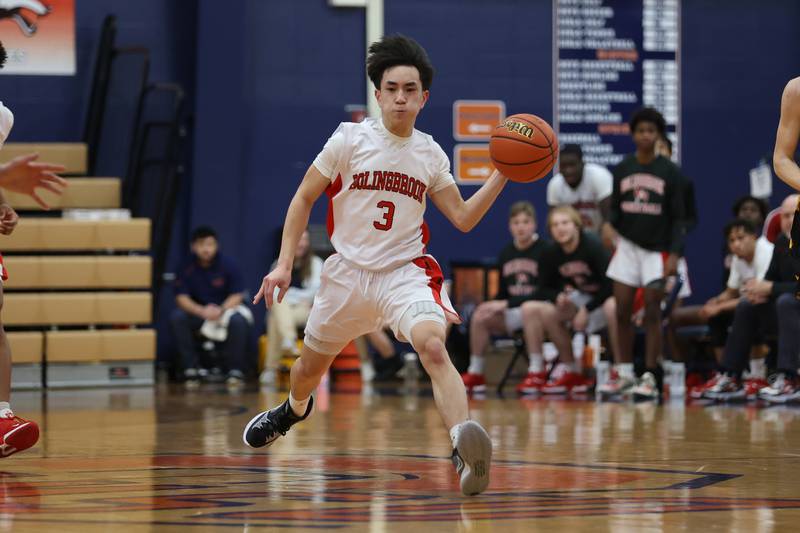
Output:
(553, 0), (680, 165)
(0, 0), (75, 75)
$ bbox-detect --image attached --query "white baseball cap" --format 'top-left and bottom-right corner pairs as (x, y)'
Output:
(0, 102), (14, 149)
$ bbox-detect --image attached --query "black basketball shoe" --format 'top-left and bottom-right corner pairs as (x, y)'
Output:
(242, 397), (313, 449)
(451, 420), (492, 496)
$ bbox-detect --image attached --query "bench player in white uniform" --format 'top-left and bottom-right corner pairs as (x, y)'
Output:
(243, 35), (507, 496)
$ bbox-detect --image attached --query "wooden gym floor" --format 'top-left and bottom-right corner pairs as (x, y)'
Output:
(2, 382), (800, 532)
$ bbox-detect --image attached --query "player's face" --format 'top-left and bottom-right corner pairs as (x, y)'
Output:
(375, 65), (429, 135)
(549, 212), (579, 246)
(632, 121), (658, 153)
(508, 213), (535, 245)
(727, 228), (756, 259)
(737, 200), (764, 227)
(559, 153), (584, 187)
(191, 236), (218, 265)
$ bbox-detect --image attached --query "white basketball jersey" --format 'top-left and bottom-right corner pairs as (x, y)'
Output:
(313, 118), (456, 271)
(546, 162), (613, 233)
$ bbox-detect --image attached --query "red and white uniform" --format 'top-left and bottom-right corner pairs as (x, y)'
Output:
(306, 118), (460, 348)
(0, 102), (13, 283)
(314, 117), (454, 270)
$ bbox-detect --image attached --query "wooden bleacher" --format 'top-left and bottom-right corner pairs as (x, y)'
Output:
(1, 143), (156, 388)
(0, 143), (88, 175)
(4, 256), (151, 289)
(4, 178), (121, 210)
(2, 218), (150, 251)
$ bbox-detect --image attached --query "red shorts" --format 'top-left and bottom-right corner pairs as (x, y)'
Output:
(0, 254), (7, 282)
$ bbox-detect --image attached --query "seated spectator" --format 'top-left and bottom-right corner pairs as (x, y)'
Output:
(171, 226), (253, 388)
(694, 195), (798, 401)
(669, 196), (768, 367)
(692, 219), (775, 401)
(757, 194), (800, 402)
(520, 206), (616, 394)
(733, 195), (769, 234)
(546, 144), (614, 247)
(260, 229), (323, 385)
(460, 201), (551, 393)
(718, 195), (770, 288)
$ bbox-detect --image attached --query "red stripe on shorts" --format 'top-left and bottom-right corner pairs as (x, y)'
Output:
(412, 256), (461, 323)
(326, 174), (343, 238)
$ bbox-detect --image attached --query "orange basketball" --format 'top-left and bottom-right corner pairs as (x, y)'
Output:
(489, 113), (559, 183)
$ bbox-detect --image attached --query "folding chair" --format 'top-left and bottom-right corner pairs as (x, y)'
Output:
(496, 332), (528, 395)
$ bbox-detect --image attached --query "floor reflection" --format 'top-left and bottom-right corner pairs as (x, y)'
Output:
(0, 385), (796, 531)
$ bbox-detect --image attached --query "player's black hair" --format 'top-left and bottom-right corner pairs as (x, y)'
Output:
(731, 195), (769, 222)
(629, 107), (666, 136)
(191, 226), (218, 243)
(724, 218), (757, 238)
(560, 144), (583, 160)
(367, 34), (434, 91)
(0, 42), (6, 70)
(660, 136), (673, 153)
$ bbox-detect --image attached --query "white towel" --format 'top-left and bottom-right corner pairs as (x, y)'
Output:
(200, 305), (254, 342)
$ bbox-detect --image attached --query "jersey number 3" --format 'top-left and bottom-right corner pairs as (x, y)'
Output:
(373, 201), (395, 231)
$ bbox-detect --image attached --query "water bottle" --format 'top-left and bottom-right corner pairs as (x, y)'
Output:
(665, 361), (685, 399)
(572, 333), (586, 372)
(595, 360), (611, 393)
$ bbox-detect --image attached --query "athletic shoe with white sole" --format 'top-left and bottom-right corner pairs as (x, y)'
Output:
(0, 414), (39, 458)
(451, 420), (492, 496)
(632, 372), (660, 402)
(243, 397), (313, 449)
(759, 374), (800, 404)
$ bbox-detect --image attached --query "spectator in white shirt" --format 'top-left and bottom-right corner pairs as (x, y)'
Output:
(546, 144), (614, 247)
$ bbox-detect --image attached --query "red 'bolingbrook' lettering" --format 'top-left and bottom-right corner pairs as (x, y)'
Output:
(348, 170), (427, 203)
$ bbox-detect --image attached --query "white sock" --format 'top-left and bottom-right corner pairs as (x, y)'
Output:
(616, 363), (634, 379)
(750, 358), (766, 379)
(467, 355), (484, 375)
(0, 403), (11, 418)
(528, 354), (544, 373)
(288, 392), (310, 417)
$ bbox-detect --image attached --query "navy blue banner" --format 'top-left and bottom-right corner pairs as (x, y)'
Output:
(554, 0), (680, 165)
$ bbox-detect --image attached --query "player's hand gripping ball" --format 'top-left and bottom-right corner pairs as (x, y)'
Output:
(489, 113), (559, 183)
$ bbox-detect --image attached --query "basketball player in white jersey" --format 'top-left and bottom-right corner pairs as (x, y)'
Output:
(0, 41), (67, 458)
(243, 34), (507, 496)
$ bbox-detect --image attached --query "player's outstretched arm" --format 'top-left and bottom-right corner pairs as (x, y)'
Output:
(253, 165), (329, 308)
(0, 153), (67, 210)
(429, 169), (508, 232)
(774, 78), (800, 191)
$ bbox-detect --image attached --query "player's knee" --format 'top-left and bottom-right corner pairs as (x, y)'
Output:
(521, 301), (538, 320)
(540, 303), (558, 320)
(420, 336), (447, 366)
(470, 309), (487, 326)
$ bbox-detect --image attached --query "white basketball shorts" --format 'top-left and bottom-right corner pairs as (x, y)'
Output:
(606, 236), (667, 288)
(304, 254), (461, 355)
